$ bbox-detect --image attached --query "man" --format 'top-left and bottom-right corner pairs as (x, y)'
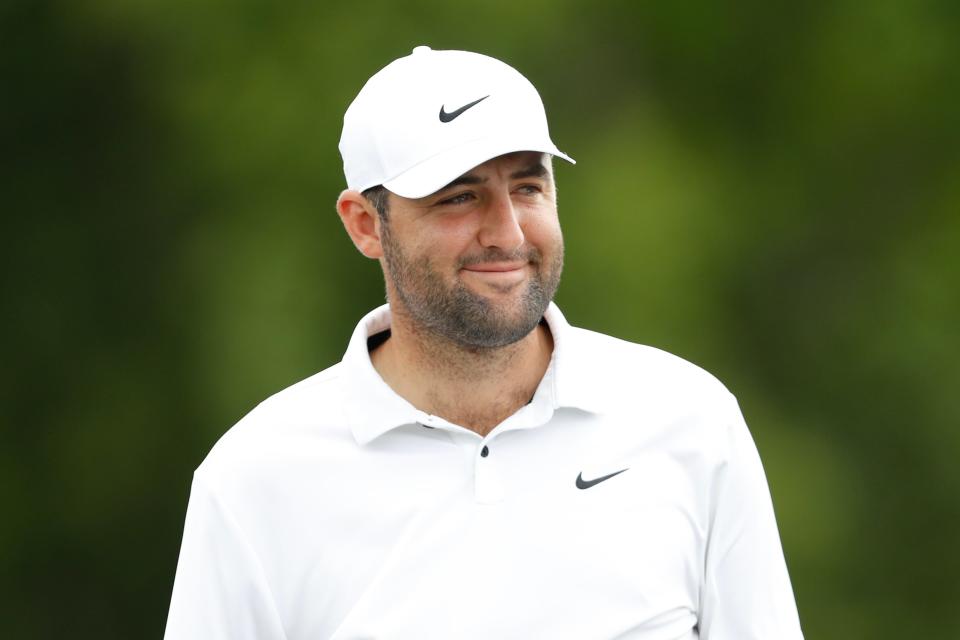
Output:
(165, 46), (803, 639)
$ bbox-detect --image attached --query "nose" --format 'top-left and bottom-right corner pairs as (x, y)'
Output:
(477, 191), (524, 252)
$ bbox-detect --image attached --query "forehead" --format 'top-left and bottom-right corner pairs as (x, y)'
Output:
(430, 151), (553, 194)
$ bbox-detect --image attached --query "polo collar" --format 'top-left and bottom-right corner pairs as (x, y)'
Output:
(340, 303), (603, 446)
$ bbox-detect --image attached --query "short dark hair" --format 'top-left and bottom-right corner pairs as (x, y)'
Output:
(362, 185), (390, 221)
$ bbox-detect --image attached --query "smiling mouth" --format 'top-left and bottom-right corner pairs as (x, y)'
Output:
(461, 262), (527, 273)
(459, 263), (530, 292)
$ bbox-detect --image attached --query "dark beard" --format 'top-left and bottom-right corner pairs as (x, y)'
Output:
(380, 222), (563, 349)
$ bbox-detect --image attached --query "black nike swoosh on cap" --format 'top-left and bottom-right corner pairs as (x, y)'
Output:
(439, 95), (489, 122)
(576, 468), (629, 490)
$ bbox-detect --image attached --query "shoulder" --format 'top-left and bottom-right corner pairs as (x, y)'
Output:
(562, 323), (748, 466)
(195, 361), (355, 484)
(565, 323), (733, 407)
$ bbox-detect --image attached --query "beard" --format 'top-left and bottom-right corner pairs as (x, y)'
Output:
(380, 222), (563, 350)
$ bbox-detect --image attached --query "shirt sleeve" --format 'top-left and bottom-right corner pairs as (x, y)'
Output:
(164, 471), (288, 640)
(698, 394), (804, 639)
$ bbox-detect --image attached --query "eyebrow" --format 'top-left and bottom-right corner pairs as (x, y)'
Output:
(437, 161), (550, 193)
(510, 162), (550, 181)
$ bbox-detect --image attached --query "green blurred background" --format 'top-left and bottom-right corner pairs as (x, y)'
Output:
(3, 0), (958, 637)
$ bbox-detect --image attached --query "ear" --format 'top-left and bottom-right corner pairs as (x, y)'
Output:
(336, 189), (383, 259)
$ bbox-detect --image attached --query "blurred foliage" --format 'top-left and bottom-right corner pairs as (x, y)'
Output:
(2, 0), (958, 637)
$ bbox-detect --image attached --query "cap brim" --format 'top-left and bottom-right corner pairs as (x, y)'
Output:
(382, 136), (575, 199)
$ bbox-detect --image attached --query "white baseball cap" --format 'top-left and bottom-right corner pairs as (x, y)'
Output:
(339, 46), (575, 199)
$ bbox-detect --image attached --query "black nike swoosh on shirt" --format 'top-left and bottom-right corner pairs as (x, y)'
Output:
(576, 468), (629, 490)
(439, 95), (489, 122)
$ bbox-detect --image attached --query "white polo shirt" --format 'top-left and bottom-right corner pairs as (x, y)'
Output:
(165, 303), (803, 640)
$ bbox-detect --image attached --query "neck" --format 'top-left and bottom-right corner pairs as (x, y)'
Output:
(370, 304), (554, 437)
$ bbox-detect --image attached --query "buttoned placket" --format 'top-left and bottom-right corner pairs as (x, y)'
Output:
(418, 414), (505, 505)
(472, 437), (503, 504)
(416, 401), (558, 506)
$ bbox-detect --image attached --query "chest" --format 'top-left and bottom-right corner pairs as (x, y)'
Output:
(242, 419), (711, 639)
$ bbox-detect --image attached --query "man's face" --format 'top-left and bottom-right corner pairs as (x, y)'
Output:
(377, 151), (564, 349)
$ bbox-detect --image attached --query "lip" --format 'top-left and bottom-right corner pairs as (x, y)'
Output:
(461, 262), (527, 273)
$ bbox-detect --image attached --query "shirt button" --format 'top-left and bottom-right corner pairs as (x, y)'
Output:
(480, 445), (489, 458)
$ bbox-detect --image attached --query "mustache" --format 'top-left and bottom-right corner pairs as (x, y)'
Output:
(457, 247), (542, 268)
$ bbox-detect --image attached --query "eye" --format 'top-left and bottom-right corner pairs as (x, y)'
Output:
(438, 191), (475, 206)
(515, 184), (543, 196)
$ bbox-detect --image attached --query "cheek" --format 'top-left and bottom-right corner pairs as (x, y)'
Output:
(524, 214), (563, 249)
(416, 220), (479, 259)
(433, 215), (481, 243)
